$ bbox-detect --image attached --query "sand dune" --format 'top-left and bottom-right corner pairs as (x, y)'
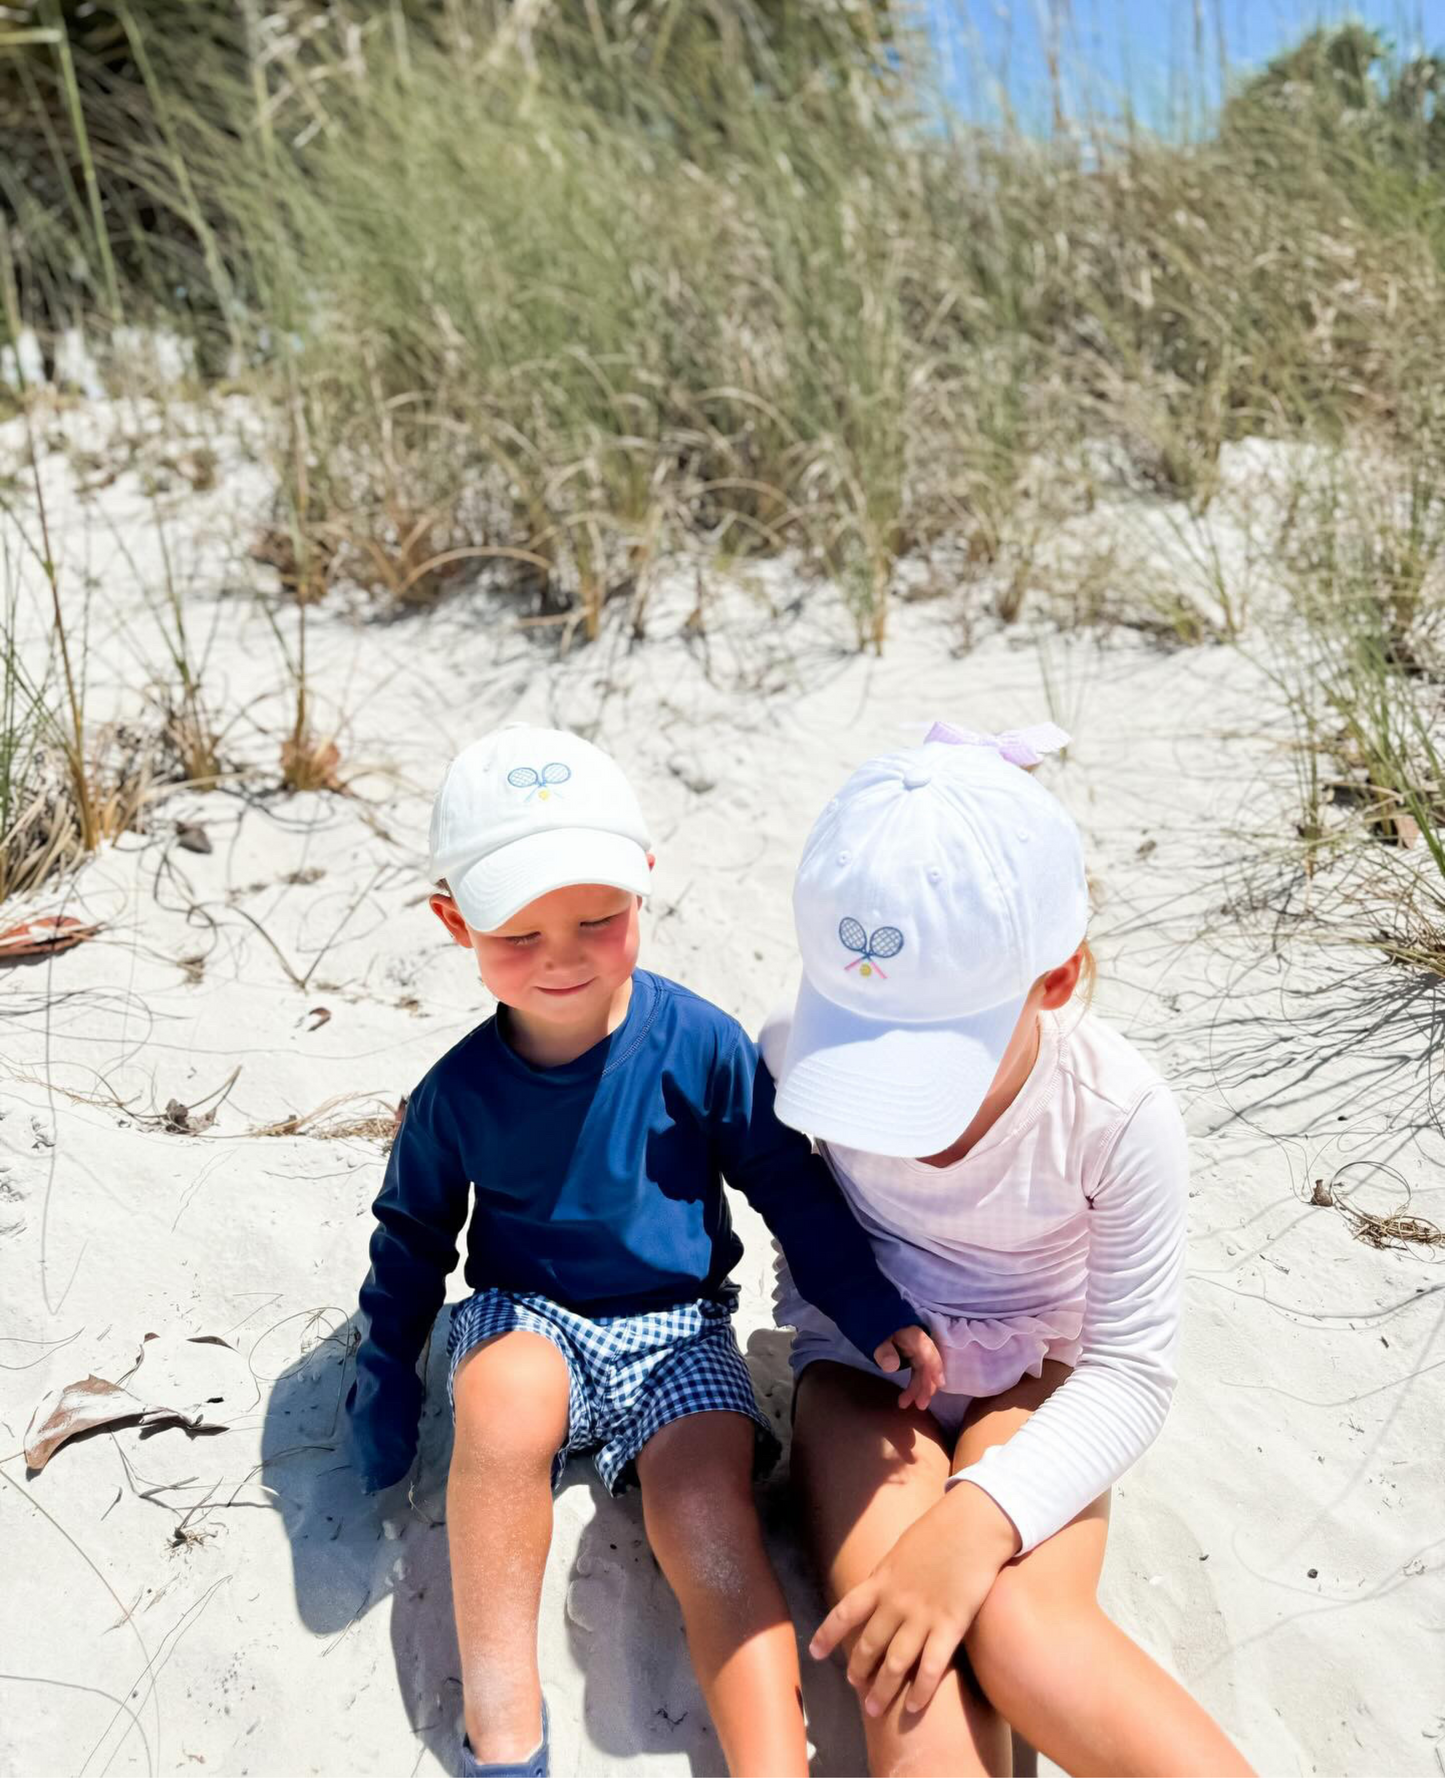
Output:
(2, 403), (1441, 1777)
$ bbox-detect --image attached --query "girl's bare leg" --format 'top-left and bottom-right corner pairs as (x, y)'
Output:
(791, 1362), (1012, 1778)
(448, 1331), (571, 1763)
(959, 1363), (1253, 1778)
(637, 1411), (809, 1776)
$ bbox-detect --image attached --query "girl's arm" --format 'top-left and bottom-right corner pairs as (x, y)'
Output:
(947, 1082), (1189, 1551)
(812, 1084), (1189, 1711)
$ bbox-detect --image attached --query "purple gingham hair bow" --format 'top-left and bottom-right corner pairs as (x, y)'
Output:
(924, 719), (1070, 768)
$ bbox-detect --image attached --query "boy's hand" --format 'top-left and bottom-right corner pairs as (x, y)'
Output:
(810, 1481), (1020, 1716)
(872, 1324), (944, 1411)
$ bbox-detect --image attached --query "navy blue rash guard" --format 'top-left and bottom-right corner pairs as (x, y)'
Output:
(348, 968), (917, 1489)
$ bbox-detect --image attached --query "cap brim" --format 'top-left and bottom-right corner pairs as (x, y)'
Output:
(449, 828), (652, 931)
(773, 976), (1026, 1158)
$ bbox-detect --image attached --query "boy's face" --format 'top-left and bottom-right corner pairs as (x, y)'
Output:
(431, 874), (648, 1030)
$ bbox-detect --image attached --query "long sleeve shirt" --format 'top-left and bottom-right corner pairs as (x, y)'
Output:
(761, 1001), (1189, 1553)
(349, 968), (917, 1489)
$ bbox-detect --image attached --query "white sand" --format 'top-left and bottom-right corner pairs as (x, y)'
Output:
(2, 401), (1442, 1778)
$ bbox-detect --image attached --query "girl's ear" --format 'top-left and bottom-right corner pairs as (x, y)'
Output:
(1038, 950), (1084, 1010)
(430, 892), (474, 949)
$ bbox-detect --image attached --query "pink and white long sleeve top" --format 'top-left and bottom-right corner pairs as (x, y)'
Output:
(760, 1003), (1190, 1554)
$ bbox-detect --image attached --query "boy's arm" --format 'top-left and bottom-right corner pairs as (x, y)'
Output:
(709, 1028), (919, 1362)
(347, 1086), (471, 1491)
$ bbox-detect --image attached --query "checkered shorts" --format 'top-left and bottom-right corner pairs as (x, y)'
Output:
(446, 1286), (780, 1495)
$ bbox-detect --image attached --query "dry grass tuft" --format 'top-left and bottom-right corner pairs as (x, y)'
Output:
(0, 723), (163, 903)
(1311, 1178), (1444, 1252)
(250, 525), (335, 606)
(248, 1091), (404, 1147)
(279, 731), (343, 794)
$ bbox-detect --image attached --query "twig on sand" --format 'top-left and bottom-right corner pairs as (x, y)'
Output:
(229, 863), (387, 992)
(79, 1574), (231, 1778)
(15, 1064), (242, 1136)
(321, 1584), (371, 1657)
(248, 1090), (404, 1143)
(1309, 1164), (1445, 1254)
(0, 1327), (83, 1372)
(0, 1464), (157, 1777)
(0, 1675), (152, 1775)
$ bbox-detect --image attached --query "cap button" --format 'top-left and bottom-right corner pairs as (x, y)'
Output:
(902, 766), (932, 791)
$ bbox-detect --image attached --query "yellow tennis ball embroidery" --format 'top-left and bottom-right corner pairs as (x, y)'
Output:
(839, 917), (904, 980)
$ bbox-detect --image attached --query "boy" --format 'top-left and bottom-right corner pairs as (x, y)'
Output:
(348, 724), (941, 1778)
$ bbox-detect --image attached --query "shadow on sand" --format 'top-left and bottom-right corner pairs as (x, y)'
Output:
(260, 1309), (866, 1775)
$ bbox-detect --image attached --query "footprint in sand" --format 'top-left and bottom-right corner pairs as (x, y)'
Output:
(564, 1553), (624, 1633)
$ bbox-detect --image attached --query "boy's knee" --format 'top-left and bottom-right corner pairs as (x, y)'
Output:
(451, 1334), (569, 1476)
(639, 1414), (755, 1508)
(639, 1420), (762, 1579)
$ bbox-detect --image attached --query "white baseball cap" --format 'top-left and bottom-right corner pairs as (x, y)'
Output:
(429, 725), (652, 931)
(773, 728), (1089, 1157)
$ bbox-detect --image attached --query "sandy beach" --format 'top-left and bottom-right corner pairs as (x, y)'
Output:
(2, 399), (1442, 1778)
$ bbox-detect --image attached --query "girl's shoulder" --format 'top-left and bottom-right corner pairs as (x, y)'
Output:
(1054, 1008), (1172, 1114)
(1054, 1010), (1188, 1195)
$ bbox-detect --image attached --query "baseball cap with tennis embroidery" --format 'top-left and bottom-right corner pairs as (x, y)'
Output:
(772, 727), (1089, 1157)
(429, 724), (652, 932)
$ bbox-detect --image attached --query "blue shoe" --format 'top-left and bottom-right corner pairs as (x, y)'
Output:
(459, 1700), (549, 1778)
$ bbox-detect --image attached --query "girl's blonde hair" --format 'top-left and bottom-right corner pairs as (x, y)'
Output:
(1076, 937), (1097, 1008)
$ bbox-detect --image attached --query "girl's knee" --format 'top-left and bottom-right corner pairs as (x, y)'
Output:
(965, 1578), (1036, 1684)
(965, 1572), (1102, 1696)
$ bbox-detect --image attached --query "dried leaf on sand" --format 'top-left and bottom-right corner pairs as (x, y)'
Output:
(0, 914), (101, 960)
(24, 1377), (219, 1472)
(164, 1099), (217, 1134)
(175, 820), (212, 854)
(24, 1332), (250, 1472)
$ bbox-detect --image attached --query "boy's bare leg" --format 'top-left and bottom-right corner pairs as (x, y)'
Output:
(448, 1331), (571, 1763)
(791, 1362), (1012, 1778)
(636, 1412), (810, 1778)
(958, 1364), (1253, 1778)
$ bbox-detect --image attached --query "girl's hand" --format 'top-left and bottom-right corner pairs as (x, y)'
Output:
(809, 1481), (1021, 1717)
(873, 1323), (944, 1411)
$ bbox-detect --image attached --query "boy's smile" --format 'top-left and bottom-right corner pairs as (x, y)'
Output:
(432, 866), (653, 1067)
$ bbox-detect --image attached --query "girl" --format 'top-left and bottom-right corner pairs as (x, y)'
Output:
(762, 721), (1253, 1778)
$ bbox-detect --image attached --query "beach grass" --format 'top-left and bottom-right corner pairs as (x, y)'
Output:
(1, 1), (1442, 933)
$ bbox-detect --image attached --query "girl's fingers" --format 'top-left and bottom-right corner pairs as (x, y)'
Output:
(885, 1329), (945, 1410)
(864, 1621), (927, 1719)
(846, 1601), (905, 1694)
(900, 1365), (935, 1411)
(896, 1372), (920, 1410)
(907, 1626), (961, 1714)
(810, 1578), (879, 1661)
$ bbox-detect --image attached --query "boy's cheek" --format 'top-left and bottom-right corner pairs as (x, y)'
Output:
(469, 940), (521, 1000)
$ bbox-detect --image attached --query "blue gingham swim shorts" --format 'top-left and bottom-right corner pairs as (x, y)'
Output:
(446, 1286), (780, 1495)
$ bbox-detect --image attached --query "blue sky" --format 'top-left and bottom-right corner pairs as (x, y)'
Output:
(923, 1), (1445, 130)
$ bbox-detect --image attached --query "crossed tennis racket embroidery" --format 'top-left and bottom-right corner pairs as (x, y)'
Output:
(839, 917), (904, 978)
(507, 762), (572, 803)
